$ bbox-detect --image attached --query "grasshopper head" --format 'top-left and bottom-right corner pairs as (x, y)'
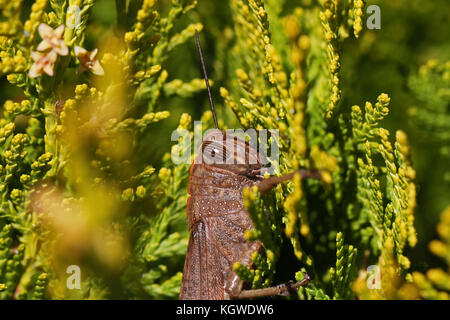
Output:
(196, 129), (262, 177)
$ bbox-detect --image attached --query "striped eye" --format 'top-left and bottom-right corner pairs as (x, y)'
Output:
(202, 141), (229, 164)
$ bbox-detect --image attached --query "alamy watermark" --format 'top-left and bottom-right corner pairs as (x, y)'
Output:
(366, 265), (381, 290)
(366, 5), (381, 30)
(66, 5), (82, 30)
(66, 265), (81, 290)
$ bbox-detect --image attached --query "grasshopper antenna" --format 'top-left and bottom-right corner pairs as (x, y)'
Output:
(195, 30), (219, 129)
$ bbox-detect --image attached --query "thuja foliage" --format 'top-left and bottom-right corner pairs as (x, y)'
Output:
(0, 0), (448, 299)
(408, 59), (450, 183)
(0, 0), (203, 299)
(413, 207), (450, 299)
(227, 0), (416, 299)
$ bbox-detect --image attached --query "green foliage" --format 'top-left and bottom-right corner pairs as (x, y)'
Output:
(408, 60), (450, 182)
(1, 0), (203, 299)
(225, 0), (417, 299)
(0, 0), (449, 300)
(329, 232), (358, 299)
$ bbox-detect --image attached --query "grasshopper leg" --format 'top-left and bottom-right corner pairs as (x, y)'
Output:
(234, 273), (311, 299)
(256, 169), (322, 195)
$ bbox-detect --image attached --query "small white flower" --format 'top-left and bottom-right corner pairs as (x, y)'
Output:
(74, 46), (104, 76)
(29, 50), (58, 78)
(36, 24), (68, 56)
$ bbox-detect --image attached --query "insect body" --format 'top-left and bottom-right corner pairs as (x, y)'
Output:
(179, 31), (318, 300)
(180, 130), (264, 299)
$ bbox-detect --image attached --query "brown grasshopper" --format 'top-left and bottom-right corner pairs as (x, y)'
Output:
(179, 31), (322, 300)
